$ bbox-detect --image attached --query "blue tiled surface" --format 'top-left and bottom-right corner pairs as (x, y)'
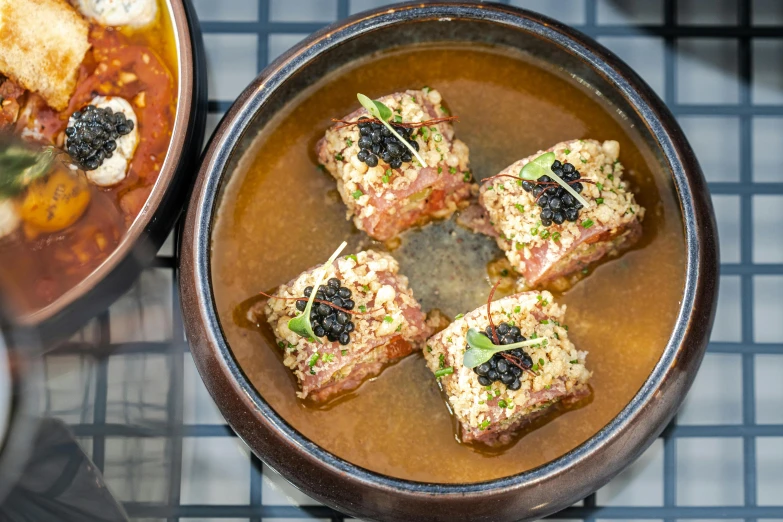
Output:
(42, 1), (783, 521)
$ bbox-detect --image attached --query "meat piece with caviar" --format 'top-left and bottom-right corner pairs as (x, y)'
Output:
(423, 291), (591, 446)
(257, 250), (430, 402)
(478, 139), (644, 287)
(316, 89), (472, 241)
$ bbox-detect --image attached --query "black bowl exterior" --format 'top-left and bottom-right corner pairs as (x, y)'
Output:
(180, 3), (719, 521)
(19, 0), (208, 344)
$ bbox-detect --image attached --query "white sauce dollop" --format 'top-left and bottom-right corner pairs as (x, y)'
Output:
(76, 0), (158, 28)
(0, 199), (20, 240)
(70, 96), (139, 187)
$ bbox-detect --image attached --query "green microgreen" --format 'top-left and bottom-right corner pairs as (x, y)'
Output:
(288, 241), (347, 342)
(357, 93), (427, 167)
(0, 141), (55, 197)
(463, 328), (550, 368)
(522, 151), (589, 207)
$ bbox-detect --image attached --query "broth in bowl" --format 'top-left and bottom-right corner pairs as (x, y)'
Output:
(211, 44), (685, 483)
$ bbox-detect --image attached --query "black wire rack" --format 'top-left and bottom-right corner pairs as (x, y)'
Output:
(42, 1), (783, 521)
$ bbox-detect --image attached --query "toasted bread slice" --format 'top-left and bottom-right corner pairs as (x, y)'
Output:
(0, 0), (90, 111)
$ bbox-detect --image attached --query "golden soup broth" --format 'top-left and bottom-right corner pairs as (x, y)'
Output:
(211, 45), (686, 483)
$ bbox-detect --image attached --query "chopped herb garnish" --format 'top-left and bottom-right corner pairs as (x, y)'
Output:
(345, 138), (353, 146)
(570, 359), (579, 364)
(531, 363), (539, 372)
(441, 106), (450, 116)
(342, 350), (349, 356)
(323, 353), (335, 363)
(513, 305), (521, 313)
(580, 157), (587, 163)
(394, 114), (402, 123)
(539, 358), (546, 367)
(421, 127), (430, 140)
(449, 166), (457, 174)
(352, 189), (363, 199)
(438, 353), (445, 369)
(515, 242), (524, 251)
(545, 384), (551, 390)
(582, 219), (594, 229)
(514, 203), (525, 213)
(540, 230), (550, 239)
(437, 166), (443, 174)
(383, 315), (393, 323)
(358, 305), (367, 312)
(455, 313), (464, 320)
(552, 231), (561, 242)
(541, 319), (549, 324)
(308, 353), (320, 368)
(608, 173), (614, 180)
(277, 341), (285, 350)
(362, 285), (370, 292)
(596, 197), (604, 204)
(335, 153), (343, 161)
(396, 324), (402, 332)
(463, 170), (471, 182)
(498, 399), (508, 408)
(596, 182), (604, 191)
(345, 254), (358, 262)
(434, 367), (453, 378)
(563, 148), (571, 155)
(426, 345), (433, 353)
(479, 419), (491, 431)
(434, 133), (443, 142)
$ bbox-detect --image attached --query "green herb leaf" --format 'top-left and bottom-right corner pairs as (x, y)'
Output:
(383, 315), (393, 323)
(463, 170), (471, 182)
(552, 231), (561, 242)
(345, 254), (358, 262)
(357, 93), (427, 167)
(324, 353), (335, 363)
(434, 367), (453, 378)
(358, 305), (367, 312)
(596, 198), (604, 204)
(514, 203), (525, 213)
(352, 189), (363, 199)
(449, 166), (456, 174)
(0, 143), (55, 197)
(563, 148), (571, 155)
(342, 350), (349, 356)
(308, 353), (320, 368)
(288, 241), (347, 342)
(463, 328), (549, 368)
(582, 219), (594, 229)
(570, 359), (579, 364)
(498, 399), (508, 408)
(335, 153), (343, 161)
(455, 313), (464, 320)
(520, 152), (556, 180)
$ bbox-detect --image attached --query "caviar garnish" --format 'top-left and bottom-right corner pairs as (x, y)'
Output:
(299, 277), (356, 345)
(471, 325), (533, 391)
(356, 117), (419, 169)
(65, 105), (134, 171)
(356, 93), (428, 167)
(522, 160), (584, 227)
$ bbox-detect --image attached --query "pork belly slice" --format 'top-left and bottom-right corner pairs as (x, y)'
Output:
(259, 250), (430, 402)
(479, 139), (644, 287)
(423, 291), (591, 446)
(316, 89), (472, 241)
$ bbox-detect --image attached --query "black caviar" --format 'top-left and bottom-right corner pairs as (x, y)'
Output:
(65, 105), (134, 171)
(471, 324), (533, 391)
(356, 117), (418, 169)
(521, 160), (583, 227)
(297, 277), (356, 345)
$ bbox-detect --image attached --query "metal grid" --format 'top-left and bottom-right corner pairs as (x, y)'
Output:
(41, 1), (783, 521)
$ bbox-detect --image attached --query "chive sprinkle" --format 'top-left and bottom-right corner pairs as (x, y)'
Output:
(383, 315), (393, 323)
(434, 367), (453, 378)
(582, 219), (594, 229)
(596, 197), (604, 204)
(335, 153), (343, 161)
(358, 305), (367, 312)
(345, 254), (358, 262)
(455, 313), (464, 320)
(352, 189), (363, 199)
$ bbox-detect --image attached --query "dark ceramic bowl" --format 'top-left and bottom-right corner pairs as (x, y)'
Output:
(17, 0), (207, 342)
(180, 3), (719, 521)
